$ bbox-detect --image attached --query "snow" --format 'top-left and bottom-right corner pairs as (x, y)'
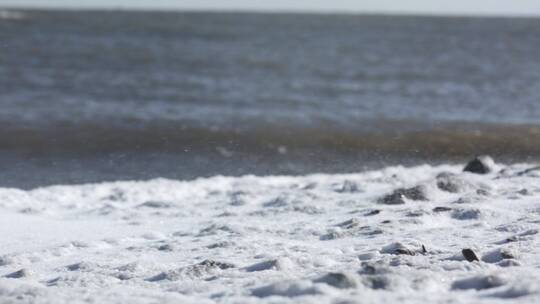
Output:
(1, 162), (540, 303)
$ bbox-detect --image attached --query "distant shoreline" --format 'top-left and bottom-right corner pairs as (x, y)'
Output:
(2, 7), (540, 20)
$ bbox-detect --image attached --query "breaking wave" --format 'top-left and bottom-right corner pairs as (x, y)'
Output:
(1, 121), (540, 160)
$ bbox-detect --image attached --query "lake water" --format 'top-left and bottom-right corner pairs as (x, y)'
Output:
(1, 10), (540, 188)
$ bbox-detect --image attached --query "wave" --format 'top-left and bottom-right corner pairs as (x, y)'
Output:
(1, 121), (540, 160)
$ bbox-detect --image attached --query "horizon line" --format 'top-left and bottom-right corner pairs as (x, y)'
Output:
(2, 5), (540, 19)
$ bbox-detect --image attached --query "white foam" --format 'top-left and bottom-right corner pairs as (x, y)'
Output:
(1, 162), (540, 302)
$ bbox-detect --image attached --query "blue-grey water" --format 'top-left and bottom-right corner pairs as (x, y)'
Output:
(1, 10), (540, 188)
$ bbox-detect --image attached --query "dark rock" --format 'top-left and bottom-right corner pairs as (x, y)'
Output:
(116, 273), (133, 281)
(337, 219), (359, 229)
(436, 172), (459, 193)
(517, 189), (529, 196)
(314, 272), (357, 289)
(462, 248), (480, 262)
(433, 206), (452, 213)
(398, 186), (428, 201)
(436, 172), (473, 193)
(137, 201), (172, 209)
(365, 209), (381, 216)
(245, 258), (293, 272)
(157, 244), (174, 251)
(204, 276), (219, 281)
(463, 156), (495, 174)
(406, 210), (426, 217)
(4, 269), (30, 279)
(378, 192), (406, 205)
(199, 260), (235, 270)
(378, 186), (428, 205)
(66, 262), (94, 271)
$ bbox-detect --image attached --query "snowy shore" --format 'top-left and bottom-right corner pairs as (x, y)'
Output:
(1, 159), (540, 303)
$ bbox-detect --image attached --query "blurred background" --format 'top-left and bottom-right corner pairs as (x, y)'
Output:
(1, 1), (540, 188)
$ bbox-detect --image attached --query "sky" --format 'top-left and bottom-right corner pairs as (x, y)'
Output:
(1, 0), (540, 17)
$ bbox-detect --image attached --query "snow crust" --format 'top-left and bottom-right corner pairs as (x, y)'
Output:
(1, 163), (540, 303)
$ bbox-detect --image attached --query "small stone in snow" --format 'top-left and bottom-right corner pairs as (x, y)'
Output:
(245, 258), (294, 272)
(337, 218), (359, 229)
(365, 209), (381, 216)
(199, 260), (235, 270)
(433, 206), (452, 213)
(4, 269), (31, 279)
(378, 192), (406, 205)
(157, 244), (174, 251)
(378, 186), (428, 205)
(396, 186), (428, 201)
(463, 156), (494, 174)
(462, 249), (479, 262)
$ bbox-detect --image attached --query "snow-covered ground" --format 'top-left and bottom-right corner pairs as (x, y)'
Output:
(1, 160), (540, 303)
